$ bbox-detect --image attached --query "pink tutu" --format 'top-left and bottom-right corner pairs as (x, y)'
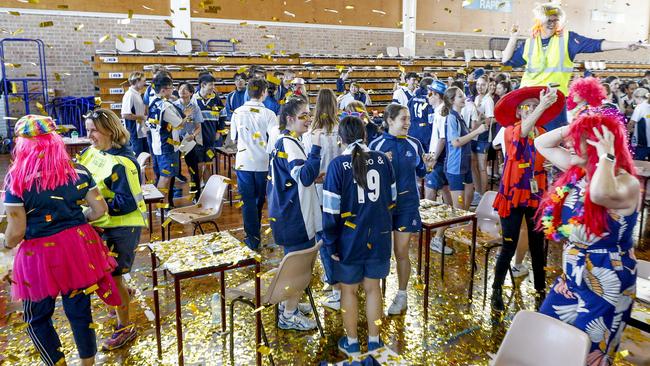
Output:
(11, 223), (122, 306)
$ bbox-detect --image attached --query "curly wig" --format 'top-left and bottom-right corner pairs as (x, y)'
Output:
(566, 77), (607, 111)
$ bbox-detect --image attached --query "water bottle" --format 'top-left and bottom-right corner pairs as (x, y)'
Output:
(210, 293), (221, 325)
(71, 130), (79, 142)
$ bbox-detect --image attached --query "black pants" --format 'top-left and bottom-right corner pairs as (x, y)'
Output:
(184, 148), (201, 199)
(492, 206), (546, 291)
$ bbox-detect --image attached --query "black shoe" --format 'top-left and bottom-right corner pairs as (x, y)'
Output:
(491, 288), (504, 312)
(534, 290), (546, 311)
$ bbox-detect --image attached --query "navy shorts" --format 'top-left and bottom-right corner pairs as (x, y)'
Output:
(392, 208), (422, 233)
(425, 161), (448, 190)
(282, 238), (315, 256)
(446, 170), (473, 191)
(102, 226), (142, 276)
(157, 152), (180, 177)
(634, 146), (650, 161)
(471, 140), (491, 154)
(332, 259), (390, 285)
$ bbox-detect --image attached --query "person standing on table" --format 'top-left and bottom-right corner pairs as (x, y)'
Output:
(267, 95), (323, 331)
(369, 104), (436, 315)
(173, 82), (204, 200)
(322, 116), (396, 356)
(489, 86), (564, 311)
(501, 2), (646, 131)
(121, 71), (148, 157)
(231, 79), (277, 250)
(2, 115), (120, 366)
(147, 75), (184, 211)
(79, 109), (148, 350)
(535, 110), (639, 366)
(193, 73), (226, 184)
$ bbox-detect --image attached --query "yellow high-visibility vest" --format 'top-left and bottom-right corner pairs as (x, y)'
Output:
(521, 31), (574, 95)
(78, 147), (147, 228)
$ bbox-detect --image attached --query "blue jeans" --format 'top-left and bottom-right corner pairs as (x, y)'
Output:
(24, 292), (96, 365)
(236, 170), (268, 250)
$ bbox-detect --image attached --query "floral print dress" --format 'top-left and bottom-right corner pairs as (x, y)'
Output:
(539, 177), (638, 366)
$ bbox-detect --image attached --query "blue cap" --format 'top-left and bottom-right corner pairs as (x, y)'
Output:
(427, 80), (447, 95)
(472, 68), (485, 79)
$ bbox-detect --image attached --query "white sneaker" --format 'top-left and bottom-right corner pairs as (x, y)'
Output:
(511, 263), (529, 278)
(278, 309), (317, 331)
(430, 237), (453, 255)
(387, 293), (408, 315)
(471, 192), (482, 206)
(320, 291), (341, 311)
(278, 301), (313, 315)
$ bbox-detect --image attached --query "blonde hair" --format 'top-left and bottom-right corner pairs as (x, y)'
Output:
(633, 87), (649, 100)
(87, 108), (130, 147)
(312, 89), (338, 132)
(128, 71), (145, 86)
(344, 101), (371, 122)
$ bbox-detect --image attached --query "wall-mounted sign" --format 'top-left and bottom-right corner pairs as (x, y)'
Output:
(462, 0), (512, 13)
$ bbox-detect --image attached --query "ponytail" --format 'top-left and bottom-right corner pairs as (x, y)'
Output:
(440, 86), (460, 117)
(279, 94), (308, 130)
(339, 116), (369, 189)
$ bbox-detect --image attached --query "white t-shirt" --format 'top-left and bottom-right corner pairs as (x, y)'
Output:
(474, 94), (495, 141)
(303, 126), (343, 201)
(231, 100), (278, 172)
(266, 119), (281, 155)
(392, 87), (414, 107)
(461, 102), (478, 131)
(631, 101), (650, 147)
(492, 127), (506, 159)
(428, 104), (446, 156)
(338, 93), (355, 110)
(121, 86), (148, 138)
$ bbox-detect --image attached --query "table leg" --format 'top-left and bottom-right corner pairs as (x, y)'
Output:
(228, 155), (233, 206)
(174, 277), (184, 366)
(417, 230), (423, 277)
(423, 228), (432, 321)
(151, 251), (162, 358)
(255, 261), (262, 366)
(467, 217), (478, 304)
(215, 152), (220, 175)
(160, 206), (166, 241)
(220, 271), (226, 332)
(148, 203), (154, 242)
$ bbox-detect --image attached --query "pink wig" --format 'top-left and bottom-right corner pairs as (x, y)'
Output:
(566, 77), (607, 111)
(4, 133), (78, 199)
(536, 109), (636, 237)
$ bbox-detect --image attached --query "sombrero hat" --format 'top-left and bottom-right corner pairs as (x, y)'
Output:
(494, 86), (566, 127)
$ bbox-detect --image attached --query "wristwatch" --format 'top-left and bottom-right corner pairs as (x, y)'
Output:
(600, 153), (615, 162)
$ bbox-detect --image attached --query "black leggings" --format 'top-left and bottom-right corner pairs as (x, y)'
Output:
(492, 206), (546, 291)
(184, 148), (201, 198)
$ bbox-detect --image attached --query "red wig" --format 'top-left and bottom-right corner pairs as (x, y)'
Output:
(566, 77), (607, 111)
(536, 109), (637, 237)
(4, 132), (78, 199)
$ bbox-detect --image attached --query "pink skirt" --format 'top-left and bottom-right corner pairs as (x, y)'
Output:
(11, 223), (122, 306)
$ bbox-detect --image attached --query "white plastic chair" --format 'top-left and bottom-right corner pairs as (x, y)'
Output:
(474, 49), (484, 59)
(166, 175), (230, 238)
(464, 49), (474, 64)
(386, 46), (399, 57)
(135, 38), (155, 53)
(493, 50), (503, 59)
(136, 152), (150, 183)
(483, 50), (493, 59)
(444, 48), (456, 58)
(493, 310), (590, 366)
(226, 241), (325, 365)
(398, 46), (411, 57)
(115, 38), (135, 52)
(175, 39), (193, 54)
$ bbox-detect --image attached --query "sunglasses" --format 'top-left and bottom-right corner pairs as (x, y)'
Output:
(84, 110), (107, 120)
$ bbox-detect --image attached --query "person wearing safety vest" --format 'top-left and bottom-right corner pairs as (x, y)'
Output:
(80, 108), (147, 351)
(501, 2), (646, 131)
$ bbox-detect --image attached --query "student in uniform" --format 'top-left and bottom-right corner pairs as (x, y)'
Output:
(231, 79), (277, 250)
(392, 72), (419, 106)
(441, 87), (487, 211)
(369, 104), (435, 315)
(225, 72), (247, 121)
(277, 70), (295, 101)
(267, 96), (323, 331)
(144, 67), (171, 182)
(80, 109), (148, 350)
(629, 88), (650, 161)
(173, 82), (204, 199)
(343, 101), (381, 143)
(147, 75), (185, 209)
(193, 74), (225, 184)
(121, 71), (148, 157)
(407, 77), (435, 152)
(3, 115), (119, 366)
(264, 81), (281, 115)
(322, 116), (396, 356)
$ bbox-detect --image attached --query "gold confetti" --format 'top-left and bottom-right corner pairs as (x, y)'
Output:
(324, 8), (339, 13)
(88, 322), (99, 329)
(252, 306), (265, 314)
(164, 19), (175, 28)
(234, 201), (244, 208)
(276, 151), (288, 159)
(345, 5), (355, 10)
(84, 284), (99, 294)
(473, 28), (483, 33)
(99, 34), (110, 43)
(341, 212), (352, 218)
(398, 226), (406, 231)
(372, 9), (386, 15)
(43, 242), (56, 247)
(264, 227), (272, 235)
(283, 10), (296, 17)
(344, 221), (357, 229)
(50, 196), (64, 200)
(77, 182), (89, 190)
(128, 9), (134, 18)
(45, 214), (52, 222)
(258, 345), (272, 355)
(162, 218), (172, 227)
(8, 11), (20, 16)
(116, 35), (126, 43)
(39, 21), (54, 28)
(374, 319), (382, 326)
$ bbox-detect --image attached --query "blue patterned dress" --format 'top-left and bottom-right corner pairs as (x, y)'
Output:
(540, 177), (638, 366)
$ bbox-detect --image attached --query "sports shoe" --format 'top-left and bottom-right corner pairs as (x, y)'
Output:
(338, 336), (360, 357)
(278, 301), (313, 315)
(102, 324), (137, 351)
(387, 293), (407, 315)
(278, 309), (317, 331)
(471, 192), (482, 206)
(430, 237), (453, 255)
(511, 263), (529, 278)
(320, 291), (341, 311)
(367, 338), (385, 352)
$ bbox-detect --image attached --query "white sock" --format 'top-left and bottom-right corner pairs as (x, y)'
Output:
(368, 335), (379, 343)
(282, 301), (296, 317)
(347, 336), (358, 345)
(397, 290), (407, 297)
(332, 289), (341, 299)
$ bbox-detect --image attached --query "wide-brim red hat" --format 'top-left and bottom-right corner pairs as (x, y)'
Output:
(494, 86), (566, 127)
